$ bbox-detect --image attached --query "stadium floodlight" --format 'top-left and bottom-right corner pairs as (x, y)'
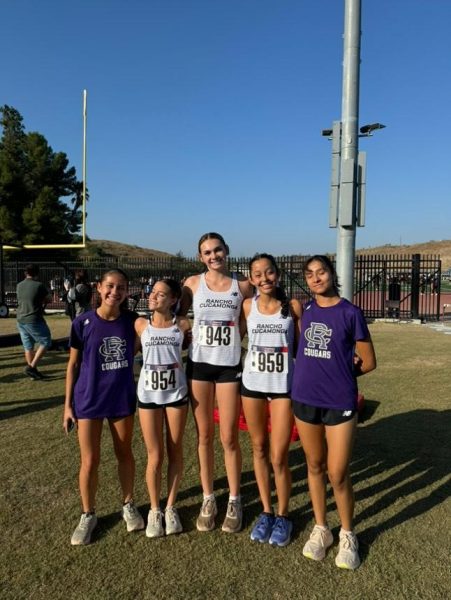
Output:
(359, 122), (386, 136)
(321, 128), (333, 137)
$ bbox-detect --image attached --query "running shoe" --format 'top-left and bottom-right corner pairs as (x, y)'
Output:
(196, 497), (218, 532)
(25, 365), (44, 380)
(146, 509), (165, 538)
(250, 513), (275, 543)
(71, 512), (98, 546)
(335, 530), (361, 570)
(221, 498), (242, 533)
(165, 506), (183, 535)
(302, 525), (334, 561)
(269, 516), (293, 547)
(122, 501), (145, 532)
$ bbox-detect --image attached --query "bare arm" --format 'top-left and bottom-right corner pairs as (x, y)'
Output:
(289, 298), (302, 351)
(238, 278), (254, 300)
(63, 347), (80, 433)
(177, 316), (192, 350)
(354, 338), (377, 376)
(240, 297), (251, 339)
(178, 275), (198, 316)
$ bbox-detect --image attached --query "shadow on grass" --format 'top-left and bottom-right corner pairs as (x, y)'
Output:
(0, 395), (64, 420)
(352, 407), (451, 559)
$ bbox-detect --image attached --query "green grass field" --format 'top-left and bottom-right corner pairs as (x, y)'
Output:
(1, 320), (450, 600)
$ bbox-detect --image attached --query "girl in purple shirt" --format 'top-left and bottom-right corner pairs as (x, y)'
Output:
(292, 256), (376, 570)
(63, 269), (144, 545)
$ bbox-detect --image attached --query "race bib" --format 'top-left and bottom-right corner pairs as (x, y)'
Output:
(250, 345), (288, 374)
(144, 363), (179, 391)
(198, 320), (236, 347)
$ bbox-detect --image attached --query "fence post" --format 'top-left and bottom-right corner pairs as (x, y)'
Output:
(411, 254), (420, 319)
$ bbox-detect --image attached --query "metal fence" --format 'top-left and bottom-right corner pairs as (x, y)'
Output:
(1, 253), (442, 321)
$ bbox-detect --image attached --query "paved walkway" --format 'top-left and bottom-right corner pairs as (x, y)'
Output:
(425, 321), (451, 335)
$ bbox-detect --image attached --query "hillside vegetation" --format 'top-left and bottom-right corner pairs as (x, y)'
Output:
(81, 239), (451, 269)
(357, 240), (451, 269)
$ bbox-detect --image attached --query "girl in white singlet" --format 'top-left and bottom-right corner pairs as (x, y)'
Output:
(135, 279), (191, 538)
(179, 232), (253, 533)
(241, 254), (301, 547)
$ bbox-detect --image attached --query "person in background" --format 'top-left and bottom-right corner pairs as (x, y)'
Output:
(16, 264), (52, 380)
(66, 269), (92, 320)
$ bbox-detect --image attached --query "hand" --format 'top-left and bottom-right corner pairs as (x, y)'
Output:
(63, 408), (77, 434)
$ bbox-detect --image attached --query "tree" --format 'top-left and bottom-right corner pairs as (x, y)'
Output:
(0, 105), (84, 246)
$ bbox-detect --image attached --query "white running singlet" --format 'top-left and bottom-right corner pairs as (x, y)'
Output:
(137, 320), (188, 406)
(242, 297), (295, 395)
(190, 273), (243, 366)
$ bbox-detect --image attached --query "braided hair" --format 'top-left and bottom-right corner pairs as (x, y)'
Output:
(249, 253), (290, 318)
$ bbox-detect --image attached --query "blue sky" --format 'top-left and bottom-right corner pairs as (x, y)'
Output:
(2, 0), (450, 257)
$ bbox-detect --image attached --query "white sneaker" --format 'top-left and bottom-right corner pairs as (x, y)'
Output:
(165, 506), (183, 535)
(122, 501), (145, 532)
(196, 497), (218, 532)
(221, 498), (243, 533)
(71, 513), (98, 545)
(335, 530), (361, 570)
(302, 525), (334, 561)
(146, 509), (165, 538)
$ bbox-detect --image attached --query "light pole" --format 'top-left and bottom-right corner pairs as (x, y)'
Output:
(323, 121), (385, 298)
(324, 0), (385, 300)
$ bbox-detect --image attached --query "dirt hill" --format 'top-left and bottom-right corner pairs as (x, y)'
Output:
(356, 240), (451, 270)
(79, 239), (451, 270)
(79, 240), (174, 259)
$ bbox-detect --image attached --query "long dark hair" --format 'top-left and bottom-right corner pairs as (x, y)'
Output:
(303, 255), (340, 295)
(249, 253), (290, 318)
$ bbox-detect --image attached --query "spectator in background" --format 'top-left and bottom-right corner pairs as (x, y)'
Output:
(16, 264), (52, 380)
(69, 269), (92, 319)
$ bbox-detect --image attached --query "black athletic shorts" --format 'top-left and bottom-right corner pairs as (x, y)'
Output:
(240, 382), (290, 401)
(186, 358), (242, 384)
(138, 395), (189, 410)
(292, 401), (356, 426)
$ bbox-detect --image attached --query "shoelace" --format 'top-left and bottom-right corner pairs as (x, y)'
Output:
(227, 502), (239, 517)
(257, 515), (272, 530)
(124, 503), (137, 516)
(202, 499), (215, 515)
(151, 511), (162, 525)
(311, 526), (328, 547)
(79, 514), (93, 530)
(166, 509), (177, 524)
(340, 533), (357, 551)
(273, 517), (287, 533)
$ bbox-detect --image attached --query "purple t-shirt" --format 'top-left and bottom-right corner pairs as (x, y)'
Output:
(70, 310), (137, 419)
(291, 298), (370, 411)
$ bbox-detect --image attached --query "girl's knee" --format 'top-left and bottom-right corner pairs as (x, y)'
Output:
(328, 470), (350, 490)
(307, 460), (326, 477)
(271, 451), (289, 473)
(220, 430), (239, 452)
(80, 454), (100, 473)
(114, 443), (134, 463)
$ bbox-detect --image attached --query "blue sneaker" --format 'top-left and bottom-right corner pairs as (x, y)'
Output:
(250, 513), (275, 543)
(269, 516), (293, 547)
